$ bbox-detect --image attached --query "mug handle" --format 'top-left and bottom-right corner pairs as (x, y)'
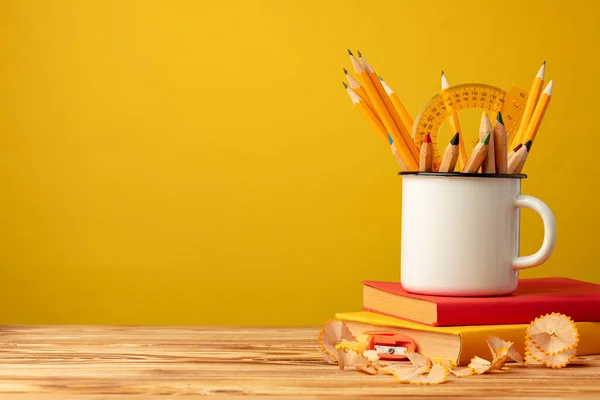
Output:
(512, 194), (556, 270)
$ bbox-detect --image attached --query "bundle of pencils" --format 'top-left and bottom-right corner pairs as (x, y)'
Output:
(343, 51), (552, 175)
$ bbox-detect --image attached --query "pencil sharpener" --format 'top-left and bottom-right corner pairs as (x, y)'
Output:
(359, 330), (417, 360)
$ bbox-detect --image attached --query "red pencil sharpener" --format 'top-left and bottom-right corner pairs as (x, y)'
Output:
(359, 330), (417, 360)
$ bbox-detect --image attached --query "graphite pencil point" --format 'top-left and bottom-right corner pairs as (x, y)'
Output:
(451, 132), (459, 145)
(496, 111), (504, 125)
(482, 132), (491, 145)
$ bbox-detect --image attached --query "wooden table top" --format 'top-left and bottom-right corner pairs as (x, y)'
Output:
(0, 325), (599, 399)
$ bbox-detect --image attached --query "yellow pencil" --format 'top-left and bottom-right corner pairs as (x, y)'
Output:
(357, 51), (419, 163)
(511, 62), (546, 149)
(438, 132), (460, 173)
(344, 68), (374, 112)
(348, 50), (418, 170)
(378, 76), (414, 136)
(442, 71), (467, 169)
(344, 82), (408, 170)
(523, 81), (553, 144)
(479, 113), (496, 173)
(462, 133), (491, 173)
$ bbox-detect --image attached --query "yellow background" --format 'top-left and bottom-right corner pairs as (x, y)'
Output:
(1, 0), (598, 325)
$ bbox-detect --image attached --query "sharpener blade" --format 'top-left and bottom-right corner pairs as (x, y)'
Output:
(374, 345), (407, 355)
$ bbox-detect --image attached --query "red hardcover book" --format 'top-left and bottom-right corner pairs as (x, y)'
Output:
(362, 277), (600, 326)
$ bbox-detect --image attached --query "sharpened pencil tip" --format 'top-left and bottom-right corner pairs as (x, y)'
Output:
(424, 133), (432, 143)
(378, 75), (383, 81)
(451, 132), (459, 145)
(525, 140), (532, 151)
(544, 80), (554, 95)
(441, 70), (445, 76)
(482, 132), (491, 145)
(343, 68), (348, 75)
(496, 111), (504, 125)
(347, 49), (353, 56)
(543, 60), (546, 65)
(342, 81), (348, 89)
(357, 50), (362, 57)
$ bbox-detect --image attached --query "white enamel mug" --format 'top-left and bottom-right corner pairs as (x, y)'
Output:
(399, 172), (556, 297)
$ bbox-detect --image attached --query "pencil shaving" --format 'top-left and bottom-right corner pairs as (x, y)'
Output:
(405, 350), (432, 374)
(524, 313), (578, 368)
(525, 337), (576, 368)
(466, 336), (522, 375)
(317, 319), (356, 364)
(336, 347), (378, 375)
(449, 366), (476, 377)
(487, 336), (523, 364)
(527, 312), (579, 355)
(362, 350), (381, 364)
(378, 363), (413, 376)
(393, 362), (448, 385)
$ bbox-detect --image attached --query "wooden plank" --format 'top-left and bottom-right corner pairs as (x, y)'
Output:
(0, 325), (599, 398)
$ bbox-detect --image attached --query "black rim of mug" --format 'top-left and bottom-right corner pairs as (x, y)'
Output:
(398, 171), (527, 179)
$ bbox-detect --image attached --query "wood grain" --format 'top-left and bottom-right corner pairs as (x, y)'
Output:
(0, 325), (599, 399)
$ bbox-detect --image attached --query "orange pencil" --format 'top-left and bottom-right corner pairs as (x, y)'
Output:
(344, 82), (407, 170)
(523, 81), (553, 144)
(511, 62), (546, 149)
(348, 50), (418, 170)
(353, 51), (419, 166)
(378, 76), (414, 136)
